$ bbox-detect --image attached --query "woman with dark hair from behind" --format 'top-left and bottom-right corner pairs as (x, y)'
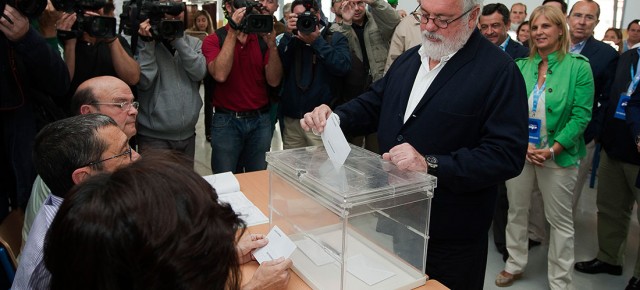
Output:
(43, 150), (291, 290)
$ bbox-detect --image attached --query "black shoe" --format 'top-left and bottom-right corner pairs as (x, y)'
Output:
(528, 239), (541, 249)
(574, 258), (622, 275)
(626, 277), (640, 290)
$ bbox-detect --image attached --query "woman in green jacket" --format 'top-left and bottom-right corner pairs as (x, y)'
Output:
(496, 5), (594, 290)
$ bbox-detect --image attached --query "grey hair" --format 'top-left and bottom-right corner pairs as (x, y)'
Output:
(464, 0), (483, 10)
(33, 113), (118, 198)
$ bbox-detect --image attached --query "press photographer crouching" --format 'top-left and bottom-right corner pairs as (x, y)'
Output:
(54, 0), (140, 114)
(135, 0), (207, 162)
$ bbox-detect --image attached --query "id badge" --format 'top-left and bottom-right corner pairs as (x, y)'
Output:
(614, 94), (630, 120)
(528, 118), (542, 144)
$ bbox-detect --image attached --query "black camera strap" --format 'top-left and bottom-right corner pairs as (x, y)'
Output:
(226, 16), (242, 31)
(129, 0), (144, 56)
(294, 46), (315, 91)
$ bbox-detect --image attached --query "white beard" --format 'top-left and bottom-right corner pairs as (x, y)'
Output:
(420, 21), (474, 60)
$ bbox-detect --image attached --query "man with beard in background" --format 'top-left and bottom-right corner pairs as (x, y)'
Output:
(300, 0), (528, 288)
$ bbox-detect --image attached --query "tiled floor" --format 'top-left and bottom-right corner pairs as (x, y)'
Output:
(193, 89), (639, 290)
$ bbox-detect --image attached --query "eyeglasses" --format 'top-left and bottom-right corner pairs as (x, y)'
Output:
(413, 6), (474, 29)
(80, 146), (133, 168)
(92, 101), (140, 111)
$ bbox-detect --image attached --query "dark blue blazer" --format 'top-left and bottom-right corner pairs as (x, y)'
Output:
(505, 37), (529, 60)
(580, 36), (619, 143)
(602, 48), (640, 166)
(622, 48), (640, 187)
(335, 30), (529, 241)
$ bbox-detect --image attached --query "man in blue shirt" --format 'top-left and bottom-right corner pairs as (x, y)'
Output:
(278, 0), (351, 149)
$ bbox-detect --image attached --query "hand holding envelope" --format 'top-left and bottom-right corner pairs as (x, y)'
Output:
(239, 228), (294, 290)
(300, 105), (351, 168)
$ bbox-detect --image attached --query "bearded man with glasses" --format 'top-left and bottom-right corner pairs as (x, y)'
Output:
(14, 113), (141, 289)
(301, 0), (528, 288)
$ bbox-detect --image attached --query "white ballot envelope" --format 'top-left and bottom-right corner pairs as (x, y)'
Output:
(253, 226), (297, 264)
(321, 113), (351, 169)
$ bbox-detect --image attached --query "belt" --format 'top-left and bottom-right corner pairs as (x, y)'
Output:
(215, 106), (269, 118)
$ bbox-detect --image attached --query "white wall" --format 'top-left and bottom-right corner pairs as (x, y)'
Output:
(622, 0), (639, 29)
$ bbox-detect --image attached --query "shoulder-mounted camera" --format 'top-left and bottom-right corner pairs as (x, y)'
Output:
(52, 0), (116, 38)
(120, 0), (186, 41)
(227, 0), (273, 34)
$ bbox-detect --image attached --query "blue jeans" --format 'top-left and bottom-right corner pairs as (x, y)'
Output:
(210, 112), (272, 174)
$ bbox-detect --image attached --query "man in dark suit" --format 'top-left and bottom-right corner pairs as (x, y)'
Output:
(565, 0), (618, 210)
(478, 3), (528, 59)
(478, 2), (530, 262)
(300, 0), (528, 288)
(575, 47), (640, 290)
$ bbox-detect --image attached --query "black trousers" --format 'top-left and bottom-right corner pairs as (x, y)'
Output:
(426, 236), (489, 290)
(492, 182), (509, 253)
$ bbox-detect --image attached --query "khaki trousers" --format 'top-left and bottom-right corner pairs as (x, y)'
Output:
(573, 140), (597, 213)
(596, 152), (640, 277)
(282, 116), (323, 150)
(505, 161), (577, 290)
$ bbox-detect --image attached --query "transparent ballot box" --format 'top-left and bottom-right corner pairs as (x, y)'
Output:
(266, 145), (436, 290)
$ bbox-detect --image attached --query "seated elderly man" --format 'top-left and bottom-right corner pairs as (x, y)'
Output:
(13, 114), (140, 289)
(21, 76), (138, 246)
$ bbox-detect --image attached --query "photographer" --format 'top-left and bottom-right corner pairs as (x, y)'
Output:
(331, 0), (399, 153)
(202, 0), (282, 174)
(0, 3), (70, 221)
(56, 4), (140, 113)
(135, 0), (206, 162)
(278, 0), (350, 149)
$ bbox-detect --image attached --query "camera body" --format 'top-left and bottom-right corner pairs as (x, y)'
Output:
(0, 0), (47, 19)
(295, 0), (316, 35)
(229, 0), (272, 34)
(120, 0), (185, 40)
(140, 0), (185, 40)
(52, 0), (116, 38)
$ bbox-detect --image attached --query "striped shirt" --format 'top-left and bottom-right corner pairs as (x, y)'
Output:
(12, 194), (63, 290)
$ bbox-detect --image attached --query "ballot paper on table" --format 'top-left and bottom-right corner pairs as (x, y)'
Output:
(321, 113), (351, 169)
(202, 172), (268, 227)
(253, 226), (297, 264)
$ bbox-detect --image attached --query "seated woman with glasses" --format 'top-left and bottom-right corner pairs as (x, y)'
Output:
(43, 151), (292, 290)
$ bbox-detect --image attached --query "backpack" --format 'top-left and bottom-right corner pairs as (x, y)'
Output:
(213, 28), (281, 102)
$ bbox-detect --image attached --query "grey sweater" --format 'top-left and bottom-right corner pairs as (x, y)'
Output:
(136, 35), (207, 141)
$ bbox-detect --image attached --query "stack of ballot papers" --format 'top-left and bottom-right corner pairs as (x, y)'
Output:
(202, 172), (269, 226)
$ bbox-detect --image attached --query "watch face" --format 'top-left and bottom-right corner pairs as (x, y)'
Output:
(426, 156), (438, 165)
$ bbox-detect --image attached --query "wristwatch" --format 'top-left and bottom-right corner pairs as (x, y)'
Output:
(425, 155), (438, 174)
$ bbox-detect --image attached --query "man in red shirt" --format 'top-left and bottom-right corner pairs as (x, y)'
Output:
(202, 0), (282, 173)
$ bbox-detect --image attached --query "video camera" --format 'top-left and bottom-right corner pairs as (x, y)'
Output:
(295, 0), (317, 34)
(0, 0), (46, 19)
(52, 0), (116, 38)
(228, 0), (272, 34)
(120, 0), (185, 40)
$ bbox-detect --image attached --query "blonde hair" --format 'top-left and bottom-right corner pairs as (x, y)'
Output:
(190, 10), (214, 34)
(528, 5), (569, 60)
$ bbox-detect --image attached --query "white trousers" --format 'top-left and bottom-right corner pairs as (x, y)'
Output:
(505, 161), (577, 290)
